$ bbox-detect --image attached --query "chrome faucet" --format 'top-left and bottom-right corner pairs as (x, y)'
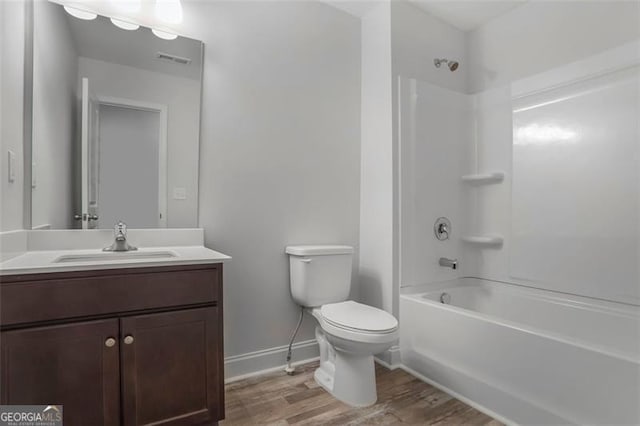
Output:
(439, 257), (457, 270)
(103, 221), (137, 252)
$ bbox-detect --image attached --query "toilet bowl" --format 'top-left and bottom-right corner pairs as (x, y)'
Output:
(286, 244), (399, 407)
(310, 301), (398, 407)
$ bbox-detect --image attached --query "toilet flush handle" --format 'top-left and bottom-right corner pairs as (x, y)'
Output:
(300, 258), (312, 263)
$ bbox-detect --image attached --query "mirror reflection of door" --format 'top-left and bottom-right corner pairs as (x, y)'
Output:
(98, 104), (164, 228)
(81, 92), (168, 229)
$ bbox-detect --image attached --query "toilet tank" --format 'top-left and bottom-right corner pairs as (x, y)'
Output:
(286, 245), (354, 307)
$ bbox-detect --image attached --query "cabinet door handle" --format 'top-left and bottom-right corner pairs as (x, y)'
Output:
(123, 335), (134, 345)
(105, 337), (116, 348)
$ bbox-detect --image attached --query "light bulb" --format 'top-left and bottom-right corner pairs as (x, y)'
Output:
(111, 18), (140, 30)
(155, 0), (183, 25)
(152, 29), (178, 40)
(63, 5), (98, 20)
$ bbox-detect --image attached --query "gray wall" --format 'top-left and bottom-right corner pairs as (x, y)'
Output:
(391, 1), (468, 93)
(188, 1), (361, 358)
(359, 3), (394, 317)
(31, 0), (77, 230)
(467, 0), (640, 93)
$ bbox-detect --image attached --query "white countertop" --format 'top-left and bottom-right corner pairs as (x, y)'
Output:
(0, 228), (231, 276)
(0, 245), (231, 276)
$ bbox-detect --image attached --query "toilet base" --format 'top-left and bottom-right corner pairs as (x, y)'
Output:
(314, 327), (378, 407)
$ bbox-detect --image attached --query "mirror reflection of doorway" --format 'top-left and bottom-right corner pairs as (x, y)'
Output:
(98, 104), (165, 228)
(80, 79), (168, 229)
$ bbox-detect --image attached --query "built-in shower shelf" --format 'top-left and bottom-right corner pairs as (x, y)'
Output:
(461, 235), (504, 247)
(461, 172), (505, 185)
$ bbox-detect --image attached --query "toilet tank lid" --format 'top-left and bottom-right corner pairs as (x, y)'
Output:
(285, 245), (354, 256)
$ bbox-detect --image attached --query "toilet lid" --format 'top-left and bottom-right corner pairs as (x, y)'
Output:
(320, 301), (398, 333)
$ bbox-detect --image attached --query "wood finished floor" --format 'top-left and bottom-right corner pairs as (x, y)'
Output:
(222, 361), (502, 425)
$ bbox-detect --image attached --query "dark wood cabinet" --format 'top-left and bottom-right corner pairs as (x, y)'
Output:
(121, 308), (221, 426)
(1, 319), (121, 426)
(0, 264), (224, 426)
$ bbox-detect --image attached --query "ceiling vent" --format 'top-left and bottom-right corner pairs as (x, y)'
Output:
(156, 52), (192, 65)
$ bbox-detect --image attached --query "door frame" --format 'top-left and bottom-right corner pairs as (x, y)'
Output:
(96, 95), (169, 228)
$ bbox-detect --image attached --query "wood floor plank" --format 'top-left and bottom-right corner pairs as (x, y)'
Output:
(284, 386), (327, 405)
(221, 361), (503, 425)
(286, 400), (345, 424)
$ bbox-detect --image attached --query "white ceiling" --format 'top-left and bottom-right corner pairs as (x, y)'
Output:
(320, 1), (381, 18)
(321, 0), (528, 31)
(408, 0), (528, 31)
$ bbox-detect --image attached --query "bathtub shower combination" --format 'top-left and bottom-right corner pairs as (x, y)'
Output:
(400, 279), (639, 425)
(397, 39), (640, 425)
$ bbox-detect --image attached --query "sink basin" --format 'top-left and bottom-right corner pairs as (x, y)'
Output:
(54, 250), (178, 263)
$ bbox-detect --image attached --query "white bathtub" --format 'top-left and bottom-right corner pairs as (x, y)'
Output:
(400, 278), (640, 425)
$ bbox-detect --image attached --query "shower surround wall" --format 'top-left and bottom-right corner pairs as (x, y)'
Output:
(398, 78), (474, 288)
(398, 0), (640, 307)
(461, 1), (640, 306)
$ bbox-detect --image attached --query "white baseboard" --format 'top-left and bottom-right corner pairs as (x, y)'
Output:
(224, 339), (319, 383)
(225, 356), (320, 384)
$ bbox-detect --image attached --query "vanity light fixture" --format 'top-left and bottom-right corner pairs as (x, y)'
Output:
(110, 18), (140, 31)
(63, 5), (98, 20)
(110, 0), (141, 14)
(152, 29), (178, 40)
(155, 0), (183, 25)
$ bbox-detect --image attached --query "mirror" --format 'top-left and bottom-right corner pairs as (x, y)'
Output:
(30, 1), (203, 230)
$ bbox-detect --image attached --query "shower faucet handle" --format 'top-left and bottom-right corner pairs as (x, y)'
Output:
(434, 217), (451, 241)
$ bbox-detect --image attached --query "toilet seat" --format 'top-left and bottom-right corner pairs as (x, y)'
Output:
(321, 301), (398, 333)
(312, 301), (399, 345)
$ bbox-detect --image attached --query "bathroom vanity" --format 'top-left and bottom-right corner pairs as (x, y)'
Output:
(0, 232), (230, 426)
(1, 1), (229, 423)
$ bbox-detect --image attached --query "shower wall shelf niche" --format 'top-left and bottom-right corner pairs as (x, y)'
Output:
(461, 235), (504, 247)
(461, 171), (505, 185)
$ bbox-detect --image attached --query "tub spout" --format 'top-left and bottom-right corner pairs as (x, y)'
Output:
(439, 257), (457, 270)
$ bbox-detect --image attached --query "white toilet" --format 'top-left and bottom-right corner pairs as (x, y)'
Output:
(286, 245), (398, 407)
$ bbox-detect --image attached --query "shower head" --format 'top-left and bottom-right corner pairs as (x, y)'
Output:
(434, 58), (459, 72)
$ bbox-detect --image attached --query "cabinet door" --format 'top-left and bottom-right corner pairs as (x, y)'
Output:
(0, 319), (121, 426)
(121, 307), (222, 426)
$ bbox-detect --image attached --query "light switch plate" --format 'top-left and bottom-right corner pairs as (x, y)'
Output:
(7, 150), (16, 183)
(173, 187), (187, 200)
